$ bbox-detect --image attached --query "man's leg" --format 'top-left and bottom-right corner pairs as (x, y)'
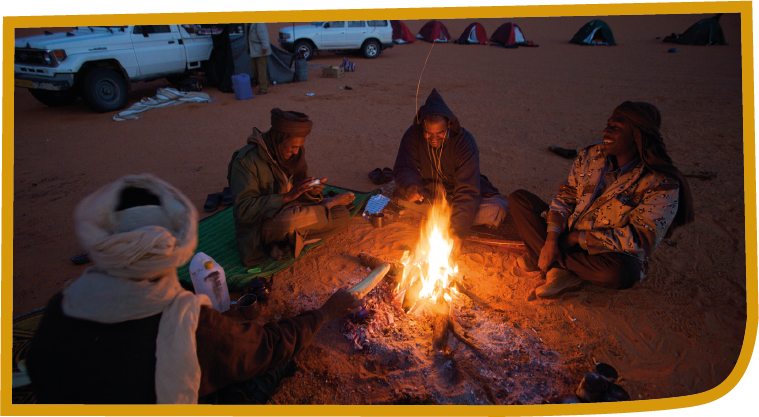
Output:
(563, 249), (640, 289)
(255, 56), (269, 93)
(472, 194), (509, 228)
(507, 189), (550, 265)
(262, 203), (349, 251)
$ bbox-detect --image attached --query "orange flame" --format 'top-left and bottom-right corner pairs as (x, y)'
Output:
(398, 197), (459, 310)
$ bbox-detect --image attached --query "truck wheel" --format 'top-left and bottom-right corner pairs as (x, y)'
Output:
(204, 52), (226, 87)
(82, 67), (128, 112)
(362, 39), (380, 59)
(29, 89), (78, 107)
(294, 40), (314, 61)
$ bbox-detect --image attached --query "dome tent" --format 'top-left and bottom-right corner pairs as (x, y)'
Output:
(455, 22), (488, 45)
(489, 22), (538, 47)
(391, 20), (415, 44)
(416, 20), (451, 43)
(569, 20), (616, 45)
(663, 14), (727, 45)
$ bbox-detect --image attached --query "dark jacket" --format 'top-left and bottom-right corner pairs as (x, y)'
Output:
(393, 89), (499, 238)
(26, 292), (325, 404)
(228, 129), (319, 266)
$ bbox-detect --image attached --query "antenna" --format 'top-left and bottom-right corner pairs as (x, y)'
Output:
(415, 41), (436, 124)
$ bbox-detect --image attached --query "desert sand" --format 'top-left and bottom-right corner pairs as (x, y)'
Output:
(11, 14), (747, 404)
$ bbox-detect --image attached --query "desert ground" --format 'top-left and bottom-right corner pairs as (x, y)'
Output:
(10, 13), (748, 405)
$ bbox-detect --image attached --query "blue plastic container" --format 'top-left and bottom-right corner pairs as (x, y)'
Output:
(232, 73), (254, 100)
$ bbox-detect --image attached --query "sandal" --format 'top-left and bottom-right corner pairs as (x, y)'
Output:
(368, 168), (383, 185)
(204, 193), (223, 212)
(382, 167), (394, 183)
(221, 186), (234, 206)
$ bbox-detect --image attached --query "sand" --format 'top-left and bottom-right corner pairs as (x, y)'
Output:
(11, 14), (747, 404)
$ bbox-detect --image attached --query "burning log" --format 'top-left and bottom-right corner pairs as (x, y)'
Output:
(449, 316), (482, 353)
(358, 252), (404, 278)
(432, 313), (451, 355)
(402, 278), (423, 312)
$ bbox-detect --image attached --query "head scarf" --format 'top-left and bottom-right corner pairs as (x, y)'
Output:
(263, 108), (311, 177)
(63, 174), (210, 403)
(614, 101), (695, 236)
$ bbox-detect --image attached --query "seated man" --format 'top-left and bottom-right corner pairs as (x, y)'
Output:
(393, 89), (509, 254)
(508, 101), (694, 298)
(25, 174), (364, 404)
(229, 108), (355, 266)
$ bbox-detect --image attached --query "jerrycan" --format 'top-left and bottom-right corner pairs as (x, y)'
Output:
(231, 73), (254, 100)
(189, 252), (231, 312)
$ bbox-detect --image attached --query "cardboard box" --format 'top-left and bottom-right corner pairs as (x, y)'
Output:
(322, 66), (345, 78)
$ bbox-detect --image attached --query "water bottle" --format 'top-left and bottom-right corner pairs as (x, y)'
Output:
(189, 252), (231, 312)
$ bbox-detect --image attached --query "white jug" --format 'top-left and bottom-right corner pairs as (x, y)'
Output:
(189, 252), (231, 312)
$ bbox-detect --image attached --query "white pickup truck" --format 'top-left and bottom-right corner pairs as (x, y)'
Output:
(14, 25), (222, 112)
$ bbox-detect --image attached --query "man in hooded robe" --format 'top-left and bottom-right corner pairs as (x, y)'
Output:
(25, 174), (365, 404)
(508, 101), (694, 298)
(393, 89), (509, 255)
(229, 108), (355, 266)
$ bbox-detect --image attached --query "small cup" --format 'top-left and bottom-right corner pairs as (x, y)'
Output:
(231, 293), (260, 320)
(371, 212), (385, 228)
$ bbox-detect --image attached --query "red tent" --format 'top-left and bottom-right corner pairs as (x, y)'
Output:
(456, 22), (488, 44)
(391, 20), (415, 44)
(490, 22), (536, 46)
(416, 20), (451, 43)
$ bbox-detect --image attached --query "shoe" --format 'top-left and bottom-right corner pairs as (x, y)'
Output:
(204, 193), (223, 212)
(535, 268), (583, 298)
(382, 167), (394, 183)
(221, 186), (234, 206)
(368, 168), (383, 185)
(575, 372), (608, 402)
(516, 254), (540, 272)
(70, 253), (91, 265)
(548, 145), (578, 159)
(257, 90), (268, 95)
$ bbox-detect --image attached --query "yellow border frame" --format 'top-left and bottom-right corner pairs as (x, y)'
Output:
(2, 1), (755, 416)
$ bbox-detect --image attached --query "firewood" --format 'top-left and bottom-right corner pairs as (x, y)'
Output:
(348, 264), (391, 297)
(358, 252), (404, 277)
(432, 314), (451, 355)
(402, 278), (423, 312)
(449, 316), (482, 353)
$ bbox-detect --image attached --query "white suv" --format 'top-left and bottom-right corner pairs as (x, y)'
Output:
(278, 20), (393, 60)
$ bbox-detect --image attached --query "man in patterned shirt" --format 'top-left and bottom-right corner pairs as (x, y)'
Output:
(508, 101), (694, 298)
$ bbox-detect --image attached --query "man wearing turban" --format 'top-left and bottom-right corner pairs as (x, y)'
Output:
(25, 174), (364, 403)
(508, 101), (694, 298)
(228, 108), (355, 266)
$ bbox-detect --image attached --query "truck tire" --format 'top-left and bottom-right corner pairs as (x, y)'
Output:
(362, 39), (381, 59)
(82, 67), (128, 112)
(29, 89), (78, 107)
(204, 52), (226, 87)
(294, 40), (314, 61)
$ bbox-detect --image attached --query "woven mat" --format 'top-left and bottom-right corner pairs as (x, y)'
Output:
(176, 185), (378, 292)
(12, 308), (44, 404)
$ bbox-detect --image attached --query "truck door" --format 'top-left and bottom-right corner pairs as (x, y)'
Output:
(346, 21), (368, 48)
(321, 21), (347, 48)
(130, 25), (187, 76)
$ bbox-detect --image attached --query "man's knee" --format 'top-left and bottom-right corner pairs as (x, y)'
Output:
(507, 189), (537, 212)
(329, 205), (351, 230)
(587, 257), (640, 289)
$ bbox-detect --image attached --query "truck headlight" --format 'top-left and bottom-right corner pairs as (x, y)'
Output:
(280, 33), (291, 40)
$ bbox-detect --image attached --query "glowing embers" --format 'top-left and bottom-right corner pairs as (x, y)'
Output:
(397, 197), (459, 316)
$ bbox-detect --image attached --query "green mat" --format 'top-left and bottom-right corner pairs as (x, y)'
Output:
(177, 185), (378, 292)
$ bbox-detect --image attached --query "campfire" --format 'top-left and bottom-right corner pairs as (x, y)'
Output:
(396, 197), (459, 316)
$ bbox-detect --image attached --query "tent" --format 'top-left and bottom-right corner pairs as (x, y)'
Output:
(416, 20), (451, 43)
(663, 13), (727, 45)
(490, 22), (537, 47)
(209, 25), (297, 91)
(569, 20), (616, 45)
(391, 20), (415, 44)
(455, 22), (488, 44)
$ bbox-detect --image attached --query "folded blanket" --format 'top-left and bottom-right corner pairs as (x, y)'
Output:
(113, 88), (212, 121)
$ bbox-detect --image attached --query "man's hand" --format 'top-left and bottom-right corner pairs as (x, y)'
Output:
(283, 177), (320, 204)
(563, 230), (581, 248)
(405, 185), (424, 202)
(538, 231), (562, 272)
(317, 288), (365, 321)
(307, 177), (327, 196)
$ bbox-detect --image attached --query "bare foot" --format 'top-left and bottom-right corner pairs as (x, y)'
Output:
(270, 244), (284, 260)
(322, 192), (354, 209)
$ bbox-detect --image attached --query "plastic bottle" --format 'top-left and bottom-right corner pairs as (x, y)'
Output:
(189, 252), (231, 312)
